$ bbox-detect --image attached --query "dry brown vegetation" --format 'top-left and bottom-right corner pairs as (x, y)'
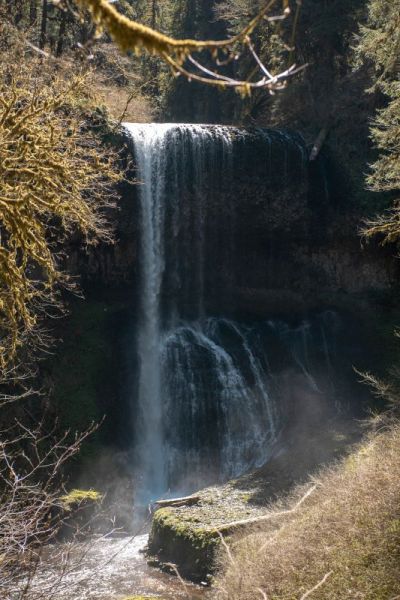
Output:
(0, 419), (102, 599)
(88, 43), (154, 122)
(0, 43), (122, 366)
(213, 422), (400, 600)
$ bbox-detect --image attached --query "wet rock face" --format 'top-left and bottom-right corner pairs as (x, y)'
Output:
(69, 125), (396, 319)
(65, 175), (140, 288)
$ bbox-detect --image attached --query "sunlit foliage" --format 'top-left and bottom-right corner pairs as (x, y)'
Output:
(0, 61), (120, 366)
(76, 0), (301, 96)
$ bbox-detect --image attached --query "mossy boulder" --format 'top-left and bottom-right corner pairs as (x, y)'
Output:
(57, 489), (102, 539)
(59, 488), (102, 508)
(148, 507), (220, 583)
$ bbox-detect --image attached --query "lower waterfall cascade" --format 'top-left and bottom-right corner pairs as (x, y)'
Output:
(124, 123), (346, 503)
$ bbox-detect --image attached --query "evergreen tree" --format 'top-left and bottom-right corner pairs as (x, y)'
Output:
(356, 0), (400, 241)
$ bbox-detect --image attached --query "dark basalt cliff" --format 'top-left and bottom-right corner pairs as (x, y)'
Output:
(53, 126), (397, 459)
(67, 126), (398, 320)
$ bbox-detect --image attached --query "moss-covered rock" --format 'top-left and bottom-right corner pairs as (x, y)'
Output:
(148, 507), (220, 583)
(57, 488), (102, 539)
(59, 488), (102, 509)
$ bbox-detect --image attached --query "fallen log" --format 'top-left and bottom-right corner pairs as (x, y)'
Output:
(154, 494), (201, 508)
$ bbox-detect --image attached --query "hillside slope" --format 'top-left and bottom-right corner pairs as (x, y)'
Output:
(213, 422), (400, 600)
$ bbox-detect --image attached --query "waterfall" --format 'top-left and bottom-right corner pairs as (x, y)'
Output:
(161, 319), (280, 490)
(124, 124), (174, 500)
(124, 124), (321, 502)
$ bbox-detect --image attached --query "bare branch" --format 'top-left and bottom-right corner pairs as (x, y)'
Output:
(77, 0), (305, 95)
(299, 571), (333, 600)
(214, 484), (318, 535)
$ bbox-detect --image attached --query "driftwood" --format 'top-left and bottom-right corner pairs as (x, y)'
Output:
(154, 494), (201, 508)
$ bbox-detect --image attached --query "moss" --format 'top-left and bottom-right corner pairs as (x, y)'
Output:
(56, 489), (103, 540)
(154, 508), (220, 549)
(59, 489), (102, 508)
(148, 507), (221, 582)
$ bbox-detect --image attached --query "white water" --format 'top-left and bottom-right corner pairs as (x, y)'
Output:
(124, 124), (176, 502)
(30, 534), (204, 599)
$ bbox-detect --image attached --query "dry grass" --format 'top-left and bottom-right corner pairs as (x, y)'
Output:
(88, 43), (154, 123)
(93, 81), (153, 123)
(212, 423), (400, 600)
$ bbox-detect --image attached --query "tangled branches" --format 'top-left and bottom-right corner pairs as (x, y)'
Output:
(0, 66), (121, 367)
(0, 417), (100, 599)
(76, 0), (304, 96)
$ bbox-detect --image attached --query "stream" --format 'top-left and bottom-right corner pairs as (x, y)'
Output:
(33, 534), (205, 600)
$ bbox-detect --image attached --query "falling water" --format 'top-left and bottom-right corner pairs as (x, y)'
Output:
(124, 124), (318, 502)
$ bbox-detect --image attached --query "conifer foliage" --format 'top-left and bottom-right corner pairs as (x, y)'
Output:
(357, 0), (400, 242)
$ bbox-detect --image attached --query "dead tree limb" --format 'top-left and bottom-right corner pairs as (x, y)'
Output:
(154, 494), (200, 508)
(310, 128), (328, 161)
(215, 484), (318, 535)
(299, 571), (333, 600)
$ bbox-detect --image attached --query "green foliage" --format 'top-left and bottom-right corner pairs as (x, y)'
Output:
(355, 0), (400, 82)
(356, 0), (400, 241)
(0, 55), (120, 367)
(368, 82), (400, 194)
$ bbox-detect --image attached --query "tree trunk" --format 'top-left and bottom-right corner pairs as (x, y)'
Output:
(14, 0), (23, 25)
(151, 0), (157, 29)
(55, 10), (67, 57)
(154, 495), (200, 508)
(30, 0), (37, 26)
(309, 128), (328, 161)
(5, 0), (13, 22)
(39, 0), (48, 50)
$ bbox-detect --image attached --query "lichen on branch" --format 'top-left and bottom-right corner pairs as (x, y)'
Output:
(75, 0), (301, 95)
(0, 64), (120, 366)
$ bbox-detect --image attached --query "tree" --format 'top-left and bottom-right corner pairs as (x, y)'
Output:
(0, 418), (100, 599)
(0, 58), (120, 368)
(30, 0), (37, 26)
(75, 0), (304, 95)
(39, 0), (48, 48)
(357, 0), (400, 242)
(0, 34), (122, 600)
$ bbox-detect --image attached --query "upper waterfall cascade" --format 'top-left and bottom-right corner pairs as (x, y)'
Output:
(124, 123), (337, 503)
